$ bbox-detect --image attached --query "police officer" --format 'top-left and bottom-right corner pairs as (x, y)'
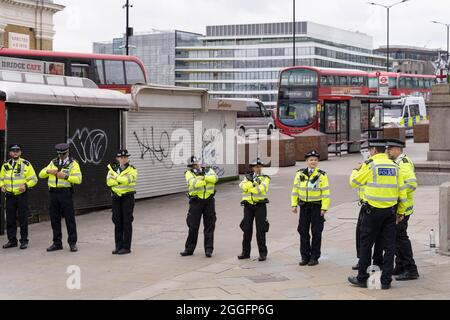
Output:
(107, 150), (138, 255)
(39, 143), (82, 253)
(0, 144), (37, 250)
(387, 139), (420, 281)
(238, 158), (271, 262)
(180, 156), (218, 258)
(348, 139), (408, 290)
(291, 150), (330, 267)
(352, 169), (383, 271)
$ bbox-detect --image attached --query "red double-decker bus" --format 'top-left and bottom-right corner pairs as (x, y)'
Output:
(0, 48), (147, 93)
(368, 71), (435, 100)
(276, 67), (369, 137)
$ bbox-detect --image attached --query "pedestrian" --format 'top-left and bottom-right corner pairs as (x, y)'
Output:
(180, 156), (218, 258)
(348, 139), (408, 290)
(107, 149), (138, 255)
(39, 143), (82, 253)
(238, 158), (271, 262)
(291, 150), (330, 267)
(387, 139), (419, 281)
(0, 144), (38, 250)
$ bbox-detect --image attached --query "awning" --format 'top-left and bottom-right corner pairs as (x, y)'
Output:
(131, 84), (208, 110)
(0, 81), (133, 109)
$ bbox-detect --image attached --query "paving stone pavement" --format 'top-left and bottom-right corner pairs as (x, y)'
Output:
(0, 140), (448, 300)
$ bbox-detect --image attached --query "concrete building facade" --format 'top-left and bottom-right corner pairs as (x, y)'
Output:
(375, 45), (446, 75)
(0, 0), (64, 51)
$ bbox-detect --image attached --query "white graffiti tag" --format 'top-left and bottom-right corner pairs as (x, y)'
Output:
(69, 128), (108, 165)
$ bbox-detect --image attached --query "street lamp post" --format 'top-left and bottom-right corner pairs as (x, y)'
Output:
(293, 0), (296, 67)
(123, 0), (133, 55)
(432, 21), (450, 64)
(369, 0), (409, 72)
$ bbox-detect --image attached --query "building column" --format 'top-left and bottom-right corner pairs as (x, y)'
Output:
(0, 22), (6, 48)
(428, 84), (450, 161)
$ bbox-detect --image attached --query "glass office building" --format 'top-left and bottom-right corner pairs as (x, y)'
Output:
(94, 22), (386, 108)
(94, 30), (201, 85)
(175, 21), (386, 108)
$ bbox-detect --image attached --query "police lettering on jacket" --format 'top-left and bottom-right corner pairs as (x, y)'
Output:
(0, 158), (38, 195)
(350, 153), (408, 214)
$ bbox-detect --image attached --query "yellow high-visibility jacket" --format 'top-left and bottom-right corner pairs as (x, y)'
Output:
(185, 168), (218, 200)
(350, 153), (407, 214)
(107, 163), (138, 197)
(395, 154), (417, 216)
(291, 168), (331, 211)
(0, 158), (38, 195)
(240, 174), (271, 205)
(39, 158), (82, 189)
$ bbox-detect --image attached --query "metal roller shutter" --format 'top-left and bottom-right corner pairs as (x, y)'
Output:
(68, 108), (121, 209)
(127, 108), (194, 200)
(6, 103), (67, 215)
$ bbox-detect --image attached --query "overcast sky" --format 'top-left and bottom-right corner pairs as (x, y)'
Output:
(53, 0), (450, 53)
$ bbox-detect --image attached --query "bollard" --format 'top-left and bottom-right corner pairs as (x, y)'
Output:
(438, 182), (450, 256)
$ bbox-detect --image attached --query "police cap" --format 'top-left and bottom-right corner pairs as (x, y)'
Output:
(305, 150), (320, 160)
(188, 156), (201, 167)
(55, 143), (70, 154)
(9, 144), (22, 151)
(250, 158), (265, 167)
(116, 149), (131, 157)
(367, 139), (388, 148)
(386, 139), (406, 149)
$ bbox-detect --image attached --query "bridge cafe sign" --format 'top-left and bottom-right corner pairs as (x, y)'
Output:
(0, 57), (45, 74)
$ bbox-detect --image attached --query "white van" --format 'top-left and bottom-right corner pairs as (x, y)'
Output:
(231, 98), (275, 136)
(383, 96), (428, 136)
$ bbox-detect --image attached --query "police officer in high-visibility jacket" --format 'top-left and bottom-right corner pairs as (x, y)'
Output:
(39, 143), (82, 253)
(352, 174), (383, 271)
(107, 149), (138, 255)
(0, 144), (37, 250)
(348, 139), (408, 290)
(238, 158), (271, 262)
(180, 156), (218, 258)
(387, 139), (419, 281)
(291, 150), (330, 267)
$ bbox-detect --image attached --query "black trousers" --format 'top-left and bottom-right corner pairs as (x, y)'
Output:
(358, 206), (396, 285)
(298, 203), (324, 261)
(5, 192), (30, 245)
(49, 190), (77, 246)
(112, 194), (135, 250)
(356, 205), (384, 266)
(395, 215), (418, 274)
(240, 203), (268, 257)
(185, 197), (216, 254)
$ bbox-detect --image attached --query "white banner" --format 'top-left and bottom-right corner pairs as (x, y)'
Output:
(0, 57), (45, 73)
